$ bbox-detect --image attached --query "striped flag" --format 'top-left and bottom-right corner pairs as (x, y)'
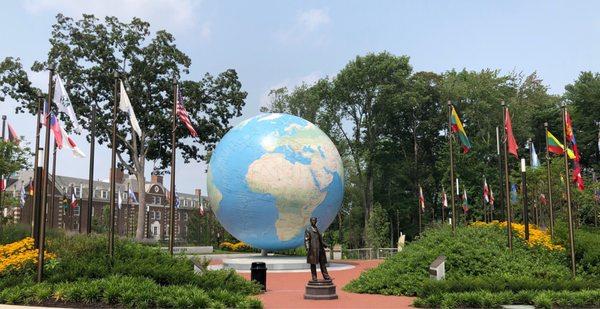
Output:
(483, 177), (490, 204)
(565, 111), (584, 190)
(59, 126), (85, 158)
(418, 185), (425, 212)
(450, 105), (472, 153)
(49, 114), (64, 149)
(177, 88), (198, 137)
(504, 108), (519, 158)
(442, 188), (448, 208)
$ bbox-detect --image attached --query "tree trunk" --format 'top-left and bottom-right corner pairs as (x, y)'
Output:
(135, 169), (147, 240)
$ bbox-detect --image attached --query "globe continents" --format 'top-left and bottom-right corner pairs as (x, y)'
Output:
(207, 113), (344, 250)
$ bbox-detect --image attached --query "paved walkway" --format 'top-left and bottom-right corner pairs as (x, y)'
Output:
(239, 259), (415, 309)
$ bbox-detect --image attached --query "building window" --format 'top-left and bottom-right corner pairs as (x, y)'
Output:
(153, 226), (158, 236)
(184, 213), (188, 221)
(153, 196), (162, 204)
(74, 206), (80, 217)
(74, 186), (82, 197)
(153, 211), (161, 220)
(101, 190), (108, 199)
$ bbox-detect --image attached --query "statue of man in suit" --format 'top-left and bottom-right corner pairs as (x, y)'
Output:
(304, 217), (331, 281)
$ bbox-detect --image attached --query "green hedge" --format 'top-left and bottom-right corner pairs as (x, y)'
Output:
(414, 290), (600, 309)
(344, 225), (570, 296)
(0, 275), (262, 308)
(1, 234), (262, 308)
(555, 224), (600, 277)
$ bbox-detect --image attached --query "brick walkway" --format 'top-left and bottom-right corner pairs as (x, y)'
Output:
(239, 260), (415, 309)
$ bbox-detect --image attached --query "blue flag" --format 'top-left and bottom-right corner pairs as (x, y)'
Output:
(511, 184), (518, 204)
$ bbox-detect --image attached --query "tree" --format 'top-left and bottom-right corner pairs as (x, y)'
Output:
(365, 202), (390, 248)
(0, 140), (30, 221)
(565, 71), (600, 170)
(0, 14), (246, 240)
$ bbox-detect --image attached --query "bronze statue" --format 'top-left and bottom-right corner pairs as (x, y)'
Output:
(304, 217), (331, 281)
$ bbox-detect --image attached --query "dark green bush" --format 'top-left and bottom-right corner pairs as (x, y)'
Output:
(0, 275), (262, 308)
(415, 289), (600, 308)
(344, 225), (570, 296)
(0, 224), (30, 244)
(554, 223), (600, 276)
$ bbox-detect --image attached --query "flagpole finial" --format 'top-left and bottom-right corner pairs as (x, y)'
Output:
(544, 122), (548, 128)
(113, 70), (119, 79)
(447, 100), (452, 106)
(501, 100), (505, 107)
(173, 75), (178, 85)
(48, 63), (55, 71)
(2, 115), (6, 120)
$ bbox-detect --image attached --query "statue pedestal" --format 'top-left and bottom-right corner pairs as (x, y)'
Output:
(304, 279), (338, 300)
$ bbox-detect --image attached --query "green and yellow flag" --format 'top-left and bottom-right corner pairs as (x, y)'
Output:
(450, 106), (472, 153)
(547, 131), (575, 159)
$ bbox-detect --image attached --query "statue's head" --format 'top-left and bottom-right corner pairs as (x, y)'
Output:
(310, 217), (318, 227)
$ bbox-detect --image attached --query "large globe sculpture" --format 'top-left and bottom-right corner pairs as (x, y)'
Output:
(207, 113), (344, 250)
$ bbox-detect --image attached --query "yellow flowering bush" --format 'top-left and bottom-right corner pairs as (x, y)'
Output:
(471, 221), (564, 251)
(219, 241), (253, 252)
(0, 237), (56, 274)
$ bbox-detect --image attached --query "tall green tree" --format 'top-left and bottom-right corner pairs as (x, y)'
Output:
(0, 14), (246, 240)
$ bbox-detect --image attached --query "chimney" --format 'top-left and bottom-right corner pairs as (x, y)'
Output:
(111, 168), (124, 183)
(195, 189), (202, 197)
(151, 174), (163, 185)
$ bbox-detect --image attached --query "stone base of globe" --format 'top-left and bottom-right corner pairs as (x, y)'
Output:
(216, 256), (354, 272)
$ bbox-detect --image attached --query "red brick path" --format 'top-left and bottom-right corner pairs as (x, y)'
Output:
(239, 260), (415, 309)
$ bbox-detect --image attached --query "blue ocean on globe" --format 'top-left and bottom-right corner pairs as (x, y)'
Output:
(207, 113), (344, 250)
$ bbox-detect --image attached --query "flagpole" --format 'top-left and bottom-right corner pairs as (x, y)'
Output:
(441, 187), (445, 223)
(418, 186), (422, 235)
(87, 106), (96, 235)
(0, 115), (6, 212)
(37, 64), (54, 282)
(126, 183), (130, 237)
(49, 141), (57, 230)
(108, 72), (119, 258)
(169, 77), (178, 255)
(544, 122), (555, 238)
(448, 101), (456, 234)
(521, 158), (530, 240)
(482, 177), (487, 223)
(496, 126), (503, 222)
(32, 96), (43, 240)
(594, 171), (598, 228)
(561, 103), (576, 276)
(501, 101), (513, 251)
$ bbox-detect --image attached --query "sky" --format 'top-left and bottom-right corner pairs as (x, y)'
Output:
(1, 0), (600, 194)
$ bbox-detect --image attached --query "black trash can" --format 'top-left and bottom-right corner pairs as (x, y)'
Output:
(250, 262), (267, 291)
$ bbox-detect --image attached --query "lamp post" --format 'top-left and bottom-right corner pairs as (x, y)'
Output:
(521, 158), (529, 240)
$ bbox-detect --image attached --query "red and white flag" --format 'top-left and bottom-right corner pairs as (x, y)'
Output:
(49, 114), (64, 149)
(419, 185), (425, 212)
(0, 178), (6, 192)
(540, 193), (548, 206)
(200, 198), (205, 216)
(70, 191), (78, 209)
(60, 126), (85, 158)
(177, 88), (198, 137)
(489, 187), (495, 206)
(483, 178), (490, 204)
(442, 189), (448, 208)
(7, 122), (20, 144)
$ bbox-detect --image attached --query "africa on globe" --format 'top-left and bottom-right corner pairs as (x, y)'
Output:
(207, 113), (344, 250)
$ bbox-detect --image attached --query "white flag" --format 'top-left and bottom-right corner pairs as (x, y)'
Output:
(530, 143), (540, 168)
(119, 81), (143, 137)
(53, 75), (83, 133)
(60, 126), (86, 158)
(118, 189), (122, 210)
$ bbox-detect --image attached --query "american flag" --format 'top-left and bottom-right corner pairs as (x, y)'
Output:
(177, 88), (197, 137)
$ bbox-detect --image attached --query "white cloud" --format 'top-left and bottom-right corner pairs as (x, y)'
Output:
(199, 21), (211, 40)
(277, 8), (331, 45)
(298, 9), (331, 31)
(23, 0), (200, 33)
(259, 71), (323, 108)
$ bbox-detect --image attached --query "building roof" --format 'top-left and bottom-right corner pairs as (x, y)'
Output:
(5, 170), (205, 210)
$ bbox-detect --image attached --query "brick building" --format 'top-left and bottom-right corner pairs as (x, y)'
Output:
(3, 169), (206, 243)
